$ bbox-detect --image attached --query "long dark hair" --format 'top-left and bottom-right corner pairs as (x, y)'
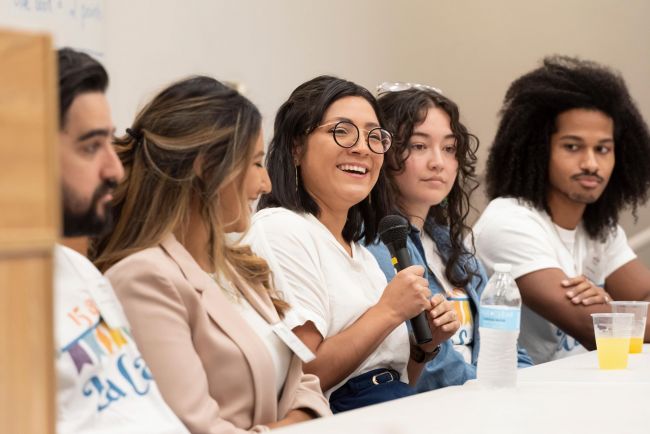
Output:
(378, 88), (479, 287)
(486, 55), (650, 240)
(258, 75), (391, 243)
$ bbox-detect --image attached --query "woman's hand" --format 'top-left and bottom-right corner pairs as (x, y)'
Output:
(377, 265), (432, 324)
(420, 293), (460, 352)
(562, 275), (611, 306)
(266, 409), (314, 429)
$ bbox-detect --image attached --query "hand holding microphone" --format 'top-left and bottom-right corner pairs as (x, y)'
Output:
(378, 264), (431, 325)
(378, 215), (433, 344)
(424, 293), (460, 353)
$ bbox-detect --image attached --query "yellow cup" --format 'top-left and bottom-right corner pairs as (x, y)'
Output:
(629, 337), (644, 353)
(610, 301), (648, 353)
(595, 337), (630, 369)
(591, 313), (634, 370)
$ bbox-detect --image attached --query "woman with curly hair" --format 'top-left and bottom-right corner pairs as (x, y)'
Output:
(473, 56), (650, 364)
(365, 85), (533, 390)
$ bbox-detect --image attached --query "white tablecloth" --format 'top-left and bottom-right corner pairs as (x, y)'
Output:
(519, 345), (650, 384)
(277, 345), (650, 434)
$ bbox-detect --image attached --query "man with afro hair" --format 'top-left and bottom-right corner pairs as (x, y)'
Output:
(473, 56), (650, 364)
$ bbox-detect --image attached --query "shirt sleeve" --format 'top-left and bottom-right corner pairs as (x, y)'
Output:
(474, 205), (562, 279)
(601, 225), (637, 278)
(246, 212), (331, 338)
(284, 358), (332, 418)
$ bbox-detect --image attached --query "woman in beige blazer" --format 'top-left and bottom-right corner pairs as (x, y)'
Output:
(91, 76), (331, 433)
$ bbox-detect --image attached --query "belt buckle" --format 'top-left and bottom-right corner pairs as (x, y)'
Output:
(371, 371), (395, 385)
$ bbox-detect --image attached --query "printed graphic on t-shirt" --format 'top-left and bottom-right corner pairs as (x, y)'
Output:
(554, 327), (583, 357)
(59, 297), (156, 413)
(446, 287), (473, 346)
(446, 287), (474, 362)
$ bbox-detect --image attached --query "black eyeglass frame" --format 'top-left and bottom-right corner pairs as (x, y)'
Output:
(307, 121), (393, 154)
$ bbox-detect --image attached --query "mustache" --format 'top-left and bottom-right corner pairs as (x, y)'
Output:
(571, 171), (604, 183)
(91, 178), (118, 202)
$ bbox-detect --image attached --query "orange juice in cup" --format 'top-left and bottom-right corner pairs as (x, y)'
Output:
(610, 301), (648, 353)
(629, 337), (644, 353)
(595, 337), (631, 369)
(591, 313), (634, 370)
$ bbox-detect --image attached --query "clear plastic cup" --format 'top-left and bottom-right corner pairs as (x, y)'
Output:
(591, 313), (634, 369)
(610, 301), (649, 353)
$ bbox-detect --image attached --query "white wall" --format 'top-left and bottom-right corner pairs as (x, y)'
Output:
(99, 0), (650, 263)
(2, 0), (648, 255)
(104, 0), (409, 138)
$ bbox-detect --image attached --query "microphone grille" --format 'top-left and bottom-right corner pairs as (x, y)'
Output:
(378, 215), (410, 246)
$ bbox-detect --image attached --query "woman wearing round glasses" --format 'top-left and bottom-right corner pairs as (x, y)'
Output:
(246, 76), (459, 413)
(366, 85), (534, 391)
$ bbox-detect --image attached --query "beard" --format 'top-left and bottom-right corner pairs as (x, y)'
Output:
(565, 172), (606, 204)
(62, 179), (117, 237)
(566, 191), (600, 204)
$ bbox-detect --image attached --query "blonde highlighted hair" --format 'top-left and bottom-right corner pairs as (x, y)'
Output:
(91, 76), (288, 316)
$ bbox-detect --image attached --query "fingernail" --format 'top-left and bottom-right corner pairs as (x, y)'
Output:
(572, 297), (579, 303)
(566, 291), (574, 297)
(561, 280), (568, 285)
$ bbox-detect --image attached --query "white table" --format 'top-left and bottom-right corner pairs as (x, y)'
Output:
(519, 346), (650, 385)
(277, 345), (650, 434)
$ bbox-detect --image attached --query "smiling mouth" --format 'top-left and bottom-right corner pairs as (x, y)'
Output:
(337, 164), (369, 175)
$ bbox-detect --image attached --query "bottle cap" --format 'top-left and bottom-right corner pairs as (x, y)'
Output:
(494, 263), (512, 273)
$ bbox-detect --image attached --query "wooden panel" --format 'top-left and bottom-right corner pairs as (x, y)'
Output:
(0, 29), (56, 434)
(0, 29), (59, 252)
(0, 255), (54, 434)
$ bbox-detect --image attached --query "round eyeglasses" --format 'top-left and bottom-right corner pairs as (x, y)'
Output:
(310, 121), (393, 154)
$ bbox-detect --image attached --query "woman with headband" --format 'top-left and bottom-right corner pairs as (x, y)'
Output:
(366, 84), (533, 391)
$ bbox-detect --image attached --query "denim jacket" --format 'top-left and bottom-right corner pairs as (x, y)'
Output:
(365, 223), (533, 391)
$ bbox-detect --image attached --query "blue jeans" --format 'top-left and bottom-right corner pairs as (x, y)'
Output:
(329, 368), (416, 413)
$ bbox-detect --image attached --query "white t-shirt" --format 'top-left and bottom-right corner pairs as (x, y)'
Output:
(218, 278), (292, 396)
(421, 233), (474, 363)
(54, 245), (188, 434)
(246, 208), (410, 397)
(472, 198), (637, 364)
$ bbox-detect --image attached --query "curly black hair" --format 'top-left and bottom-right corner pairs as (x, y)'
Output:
(378, 88), (479, 287)
(486, 55), (650, 240)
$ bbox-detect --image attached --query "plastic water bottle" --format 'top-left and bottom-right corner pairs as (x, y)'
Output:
(477, 263), (521, 387)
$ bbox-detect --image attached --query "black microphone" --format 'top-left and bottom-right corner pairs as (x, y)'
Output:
(378, 215), (433, 345)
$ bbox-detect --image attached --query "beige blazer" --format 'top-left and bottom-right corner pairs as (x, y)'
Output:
(105, 234), (331, 433)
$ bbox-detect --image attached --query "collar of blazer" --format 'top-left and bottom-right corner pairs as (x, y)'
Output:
(159, 233), (281, 324)
(158, 233), (281, 423)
